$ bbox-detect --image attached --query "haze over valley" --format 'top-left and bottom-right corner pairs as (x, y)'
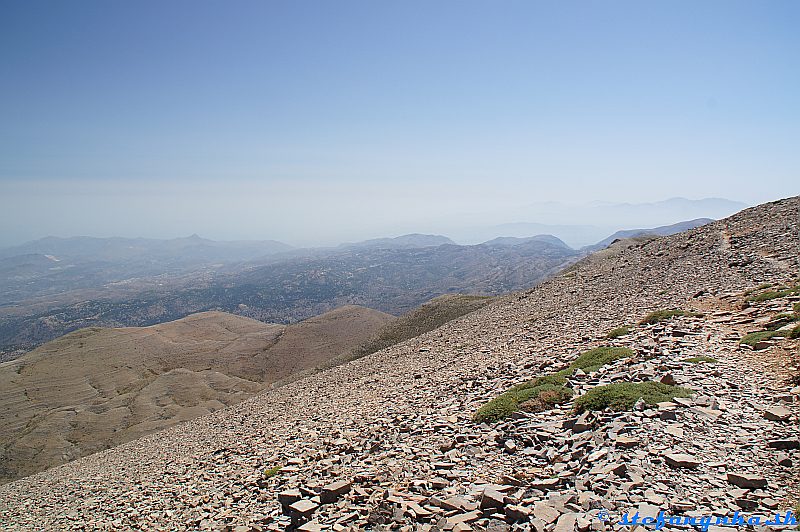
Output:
(0, 210), (723, 360)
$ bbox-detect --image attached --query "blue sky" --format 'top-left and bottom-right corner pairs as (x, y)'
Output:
(0, 1), (798, 245)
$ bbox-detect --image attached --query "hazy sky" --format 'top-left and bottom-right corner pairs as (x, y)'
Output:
(1, 1), (798, 247)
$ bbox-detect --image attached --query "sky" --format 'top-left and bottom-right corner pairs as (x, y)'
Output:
(1, 1), (798, 247)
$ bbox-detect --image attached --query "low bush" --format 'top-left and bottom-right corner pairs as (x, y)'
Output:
(765, 313), (800, 330)
(474, 375), (573, 423)
(606, 326), (631, 339)
(740, 330), (779, 347)
(569, 346), (633, 373)
(746, 285), (800, 303)
(263, 466), (282, 478)
(574, 381), (691, 413)
(474, 346), (634, 423)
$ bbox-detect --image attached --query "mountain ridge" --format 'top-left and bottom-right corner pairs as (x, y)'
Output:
(583, 218), (714, 251)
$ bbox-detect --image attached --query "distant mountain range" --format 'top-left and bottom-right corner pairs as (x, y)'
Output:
(0, 215), (726, 358)
(0, 234), (292, 262)
(339, 233), (456, 249)
(583, 218), (714, 251)
(451, 197), (748, 246)
(0, 234), (578, 358)
(523, 197), (747, 226)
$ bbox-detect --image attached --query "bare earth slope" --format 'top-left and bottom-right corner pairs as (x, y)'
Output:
(0, 197), (798, 530)
(0, 306), (392, 483)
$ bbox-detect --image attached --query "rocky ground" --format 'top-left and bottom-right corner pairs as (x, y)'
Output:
(0, 196), (798, 531)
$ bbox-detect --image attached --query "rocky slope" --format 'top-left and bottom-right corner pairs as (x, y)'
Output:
(0, 196), (797, 531)
(0, 306), (392, 483)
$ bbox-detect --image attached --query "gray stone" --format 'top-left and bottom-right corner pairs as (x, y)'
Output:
(320, 479), (351, 504)
(763, 406), (792, 422)
(480, 488), (506, 511)
(767, 438), (800, 450)
(505, 504), (531, 522)
(553, 512), (577, 532)
(726, 472), (768, 489)
(288, 499), (319, 521)
(663, 452), (700, 469)
(533, 503), (561, 524)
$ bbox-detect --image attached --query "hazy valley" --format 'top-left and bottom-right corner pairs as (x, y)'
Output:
(0, 221), (713, 361)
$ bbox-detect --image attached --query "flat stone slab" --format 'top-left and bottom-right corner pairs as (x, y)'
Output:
(726, 472), (768, 489)
(763, 406), (792, 422)
(664, 452), (700, 469)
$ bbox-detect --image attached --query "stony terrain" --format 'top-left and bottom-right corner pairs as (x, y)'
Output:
(0, 306), (392, 483)
(0, 196), (798, 531)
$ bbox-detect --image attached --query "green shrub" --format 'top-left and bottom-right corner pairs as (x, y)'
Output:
(263, 466), (282, 478)
(748, 290), (787, 302)
(606, 326), (631, 339)
(574, 382), (691, 413)
(746, 285), (800, 302)
(790, 324), (800, 339)
(474, 346), (634, 423)
(474, 375), (573, 423)
(474, 393), (519, 423)
(740, 330), (779, 347)
(684, 356), (718, 364)
(640, 309), (700, 325)
(569, 346), (633, 372)
(765, 313), (800, 330)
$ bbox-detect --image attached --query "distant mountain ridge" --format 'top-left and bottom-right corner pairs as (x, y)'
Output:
(0, 234), (293, 262)
(339, 233), (456, 249)
(0, 220), (727, 358)
(584, 218), (714, 251)
(481, 234), (571, 249)
(453, 197), (747, 246)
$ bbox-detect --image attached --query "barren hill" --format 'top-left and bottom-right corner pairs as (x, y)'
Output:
(0, 306), (392, 483)
(0, 197), (798, 530)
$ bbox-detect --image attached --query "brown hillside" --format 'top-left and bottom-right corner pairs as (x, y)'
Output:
(0, 306), (392, 482)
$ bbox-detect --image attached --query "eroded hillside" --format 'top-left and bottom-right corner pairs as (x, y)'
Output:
(0, 306), (392, 483)
(0, 197), (798, 531)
